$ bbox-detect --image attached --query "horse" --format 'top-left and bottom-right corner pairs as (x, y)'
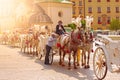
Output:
(20, 33), (32, 54)
(31, 31), (40, 56)
(81, 30), (93, 68)
(69, 27), (84, 69)
(57, 34), (70, 66)
(37, 32), (49, 59)
(57, 27), (84, 69)
(9, 32), (20, 47)
(20, 34), (28, 53)
(1, 32), (8, 44)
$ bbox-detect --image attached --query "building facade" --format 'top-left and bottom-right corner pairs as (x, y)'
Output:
(85, 0), (120, 30)
(70, 0), (85, 18)
(38, 1), (72, 31)
(71, 0), (120, 30)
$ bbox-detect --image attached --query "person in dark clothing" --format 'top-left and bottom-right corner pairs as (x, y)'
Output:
(55, 20), (66, 35)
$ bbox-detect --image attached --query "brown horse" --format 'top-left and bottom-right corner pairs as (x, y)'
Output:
(69, 27), (84, 69)
(57, 27), (84, 69)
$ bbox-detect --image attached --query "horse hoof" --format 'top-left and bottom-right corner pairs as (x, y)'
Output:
(39, 55), (42, 60)
(74, 66), (77, 69)
(62, 64), (65, 67)
(86, 65), (90, 68)
(82, 63), (85, 66)
(59, 62), (62, 65)
(84, 65), (90, 69)
(77, 63), (80, 66)
(84, 65), (87, 69)
(68, 67), (71, 70)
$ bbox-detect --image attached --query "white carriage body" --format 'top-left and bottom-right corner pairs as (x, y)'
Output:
(94, 34), (120, 71)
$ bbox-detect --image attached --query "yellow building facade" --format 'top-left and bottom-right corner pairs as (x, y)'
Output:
(71, 0), (120, 30)
(85, 0), (120, 30)
(70, 0), (85, 18)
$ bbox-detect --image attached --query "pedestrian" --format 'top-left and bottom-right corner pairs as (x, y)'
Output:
(44, 32), (57, 65)
(55, 20), (66, 35)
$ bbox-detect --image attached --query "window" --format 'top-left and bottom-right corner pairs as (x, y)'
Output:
(107, 0), (110, 2)
(58, 11), (63, 17)
(72, 1), (75, 6)
(107, 17), (111, 24)
(73, 8), (76, 14)
(88, 0), (92, 2)
(116, 0), (119, 2)
(97, 0), (101, 2)
(97, 7), (101, 13)
(98, 17), (101, 24)
(79, 8), (82, 14)
(88, 7), (92, 13)
(79, 1), (82, 6)
(116, 7), (119, 13)
(107, 7), (110, 13)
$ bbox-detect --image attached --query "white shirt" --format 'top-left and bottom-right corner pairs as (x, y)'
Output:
(47, 36), (57, 47)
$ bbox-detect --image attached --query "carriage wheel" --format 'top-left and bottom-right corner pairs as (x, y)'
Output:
(93, 47), (107, 80)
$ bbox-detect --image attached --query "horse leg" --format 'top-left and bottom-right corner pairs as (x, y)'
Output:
(21, 44), (23, 52)
(84, 51), (87, 69)
(26, 45), (28, 53)
(35, 46), (38, 56)
(77, 48), (81, 66)
(30, 45), (32, 55)
(81, 50), (83, 66)
(81, 49), (85, 67)
(86, 50), (90, 68)
(73, 51), (77, 69)
(61, 51), (65, 66)
(59, 48), (62, 65)
(32, 46), (35, 56)
(68, 53), (71, 70)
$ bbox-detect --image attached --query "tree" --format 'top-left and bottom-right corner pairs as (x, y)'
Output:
(81, 20), (86, 30)
(68, 23), (76, 30)
(109, 19), (120, 31)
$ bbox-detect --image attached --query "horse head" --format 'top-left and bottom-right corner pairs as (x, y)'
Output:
(71, 27), (84, 46)
(84, 30), (93, 44)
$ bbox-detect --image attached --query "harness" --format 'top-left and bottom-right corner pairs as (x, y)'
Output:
(57, 35), (70, 53)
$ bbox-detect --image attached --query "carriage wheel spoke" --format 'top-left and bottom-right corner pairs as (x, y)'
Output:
(95, 64), (99, 72)
(100, 66), (105, 78)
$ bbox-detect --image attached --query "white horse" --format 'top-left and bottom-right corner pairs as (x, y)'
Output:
(37, 33), (49, 59)
(81, 30), (93, 68)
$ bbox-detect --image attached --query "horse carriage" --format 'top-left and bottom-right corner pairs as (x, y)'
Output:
(93, 34), (120, 80)
(45, 27), (93, 70)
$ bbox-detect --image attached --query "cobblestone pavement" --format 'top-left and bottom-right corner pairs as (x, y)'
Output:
(0, 45), (120, 80)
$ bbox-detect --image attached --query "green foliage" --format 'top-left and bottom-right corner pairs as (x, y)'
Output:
(81, 20), (86, 30)
(68, 23), (76, 30)
(64, 25), (68, 27)
(109, 19), (120, 31)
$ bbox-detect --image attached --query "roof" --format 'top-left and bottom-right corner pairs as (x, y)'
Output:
(28, 3), (53, 25)
(35, 0), (72, 3)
